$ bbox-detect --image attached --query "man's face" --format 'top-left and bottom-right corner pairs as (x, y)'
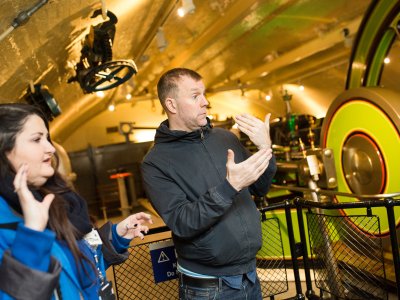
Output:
(173, 76), (209, 132)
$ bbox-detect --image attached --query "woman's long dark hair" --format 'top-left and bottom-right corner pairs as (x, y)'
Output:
(0, 103), (91, 272)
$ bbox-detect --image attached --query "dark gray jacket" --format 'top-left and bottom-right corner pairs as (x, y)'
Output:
(141, 119), (276, 276)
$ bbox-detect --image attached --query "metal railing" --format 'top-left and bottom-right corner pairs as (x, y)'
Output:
(113, 217), (290, 299)
(112, 192), (400, 299)
(292, 196), (400, 299)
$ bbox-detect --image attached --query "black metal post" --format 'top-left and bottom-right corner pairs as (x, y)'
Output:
(294, 197), (318, 299)
(284, 200), (305, 299)
(385, 198), (400, 298)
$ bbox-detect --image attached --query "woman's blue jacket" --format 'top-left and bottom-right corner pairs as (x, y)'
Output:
(0, 196), (130, 300)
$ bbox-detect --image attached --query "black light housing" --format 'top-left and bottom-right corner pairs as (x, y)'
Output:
(25, 83), (61, 121)
(68, 9), (137, 93)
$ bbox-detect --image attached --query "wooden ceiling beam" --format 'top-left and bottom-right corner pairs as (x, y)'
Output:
(239, 16), (363, 84)
(132, 0), (179, 61)
(137, 0), (261, 94)
(207, 45), (350, 93)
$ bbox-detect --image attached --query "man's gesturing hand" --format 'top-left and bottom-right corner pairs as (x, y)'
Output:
(226, 148), (272, 191)
(235, 113), (272, 150)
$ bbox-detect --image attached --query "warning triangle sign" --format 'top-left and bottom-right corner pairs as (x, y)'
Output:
(158, 251), (170, 263)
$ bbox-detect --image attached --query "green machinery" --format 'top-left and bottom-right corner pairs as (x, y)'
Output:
(261, 0), (400, 287)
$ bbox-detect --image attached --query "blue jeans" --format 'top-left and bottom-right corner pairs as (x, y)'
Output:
(179, 275), (262, 300)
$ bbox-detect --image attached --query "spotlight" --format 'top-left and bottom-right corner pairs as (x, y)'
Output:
(108, 103), (115, 111)
(177, 0), (195, 17)
(96, 91), (105, 97)
(342, 28), (353, 48)
(156, 28), (168, 52)
(25, 83), (61, 121)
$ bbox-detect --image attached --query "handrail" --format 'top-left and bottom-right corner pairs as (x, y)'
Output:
(294, 197), (400, 209)
(272, 184), (400, 199)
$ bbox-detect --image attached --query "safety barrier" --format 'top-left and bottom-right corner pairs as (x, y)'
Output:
(112, 216), (290, 299)
(112, 196), (400, 299)
(293, 197), (400, 299)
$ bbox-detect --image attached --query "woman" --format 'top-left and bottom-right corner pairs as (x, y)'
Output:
(0, 103), (153, 300)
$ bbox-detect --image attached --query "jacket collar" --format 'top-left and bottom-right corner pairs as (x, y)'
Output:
(154, 118), (212, 144)
(0, 196), (22, 224)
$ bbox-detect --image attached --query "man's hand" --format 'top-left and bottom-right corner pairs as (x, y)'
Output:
(226, 148), (272, 191)
(235, 113), (272, 149)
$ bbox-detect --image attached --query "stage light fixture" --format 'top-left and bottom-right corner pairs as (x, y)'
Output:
(177, 0), (195, 17)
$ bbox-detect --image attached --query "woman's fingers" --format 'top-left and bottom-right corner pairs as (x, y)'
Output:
(117, 212), (153, 238)
(42, 194), (55, 210)
(13, 164), (52, 231)
(135, 212), (153, 223)
(13, 164), (27, 193)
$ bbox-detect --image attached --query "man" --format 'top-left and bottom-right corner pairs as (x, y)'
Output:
(141, 68), (276, 299)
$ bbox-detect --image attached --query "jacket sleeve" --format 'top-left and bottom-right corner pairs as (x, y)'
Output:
(97, 221), (129, 267)
(249, 153), (277, 197)
(0, 224), (60, 300)
(141, 161), (239, 239)
(0, 251), (61, 300)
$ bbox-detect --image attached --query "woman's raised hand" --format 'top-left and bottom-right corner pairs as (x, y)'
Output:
(13, 164), (54, 231)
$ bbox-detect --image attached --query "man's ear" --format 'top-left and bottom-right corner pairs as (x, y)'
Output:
(165, 97), (177, 113)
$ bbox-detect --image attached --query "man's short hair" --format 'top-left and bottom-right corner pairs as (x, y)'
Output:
(157, 68), (202, 108)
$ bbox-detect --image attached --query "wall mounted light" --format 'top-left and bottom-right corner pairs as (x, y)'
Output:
(177, 0), (195, 17)
(342, 28), (353, 48)
(108, 103), (115, 111)
(96, 91), (105, 97)
(265, 89), (273, 101)
(156, 27), (168, 52)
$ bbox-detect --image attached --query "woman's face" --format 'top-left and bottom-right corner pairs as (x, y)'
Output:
(6, 115), (56, 187)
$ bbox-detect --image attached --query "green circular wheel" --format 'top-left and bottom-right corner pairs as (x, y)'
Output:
(321, 87), (400, 236)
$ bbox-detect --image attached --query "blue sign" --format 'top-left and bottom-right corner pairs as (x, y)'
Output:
(149, 240), (178, 283)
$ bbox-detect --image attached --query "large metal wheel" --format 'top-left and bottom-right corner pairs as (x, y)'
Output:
(82, 60), (137, 93)
(321, 87), (400, 236)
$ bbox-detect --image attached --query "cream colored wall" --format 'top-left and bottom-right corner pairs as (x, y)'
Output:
(62, 91), (272, 152)
(62, 100), (165, 152)
(61, 85), (333, 152)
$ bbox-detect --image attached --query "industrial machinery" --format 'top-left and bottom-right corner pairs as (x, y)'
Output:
(262, 2), (400, 298)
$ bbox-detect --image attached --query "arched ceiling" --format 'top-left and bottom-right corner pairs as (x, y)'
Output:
(0, 0), (375, 147)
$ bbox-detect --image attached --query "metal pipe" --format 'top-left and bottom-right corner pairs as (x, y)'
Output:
(276, 161), (300, 172)
(101, 0), (107, 20)
(306, 179), (345, 298)
(0, 0), (49, 42)
(308, 179), (319, 203)
(0, 26), (14, 42)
